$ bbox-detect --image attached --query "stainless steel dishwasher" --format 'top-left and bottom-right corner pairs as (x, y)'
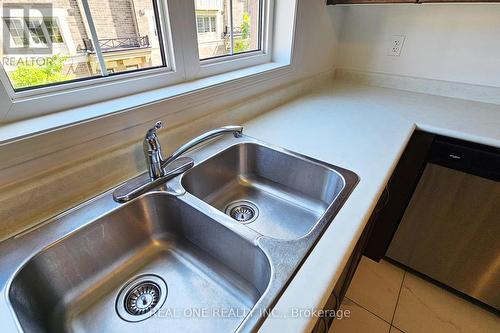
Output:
(386, 136), (500, 310)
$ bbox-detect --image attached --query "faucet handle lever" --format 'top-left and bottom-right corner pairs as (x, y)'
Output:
(146, 121), (163, 137)
(144, 121), (165, 179)
(144, 121), (164, 154)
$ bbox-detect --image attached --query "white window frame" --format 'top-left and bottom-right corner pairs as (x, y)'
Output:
(194, 0), (273, 78)
(0, 0), (277, 123)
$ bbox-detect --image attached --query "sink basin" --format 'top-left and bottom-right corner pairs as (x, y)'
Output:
(182, 143), (346, 240)
(0, 133), (357, 333)
(9, 193), (270, 333)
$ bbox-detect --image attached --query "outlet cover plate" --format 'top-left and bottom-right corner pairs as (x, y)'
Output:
(388, 35), (406, 57)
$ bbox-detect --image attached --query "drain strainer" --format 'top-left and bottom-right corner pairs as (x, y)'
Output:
(116, 275), (167, 322)
(225, 200), (259, 224)
(125, 282), (160, 315)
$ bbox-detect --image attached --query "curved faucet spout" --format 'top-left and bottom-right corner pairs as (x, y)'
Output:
(143, 122), (243, 180)
(160, 126), (243, 169)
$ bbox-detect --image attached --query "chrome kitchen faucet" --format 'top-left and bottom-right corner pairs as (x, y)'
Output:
(113, 121), (243, 202)
(144, 121), (244, 180)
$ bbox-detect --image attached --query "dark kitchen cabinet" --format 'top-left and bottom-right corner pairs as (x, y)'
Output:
(312, 196), (383, 332)
(363, 131), (435, 262)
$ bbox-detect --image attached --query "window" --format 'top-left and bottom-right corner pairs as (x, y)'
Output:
(0, 0), (279, 123)
(197, 15), (216, 34)
(44, 19), (64, 43)
(26, 18), (47, 45)
(5, 17), (64, 47)
(1, 0), (167, 91)
(195, 0), (263, 60)
(4, 19), (27, 47)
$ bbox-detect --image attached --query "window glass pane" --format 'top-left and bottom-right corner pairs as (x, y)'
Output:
(4, 19), (27, 47)
(194, 0), (231, 60)
(44, 19), (64, 43)
(26, 18), (47, 45)
(86, 0), (165, 75)
(194, 0), (261, 60)
(1, 2), (100, 90)
(0, 0), (166, 91)
(232, 0), (260, 54)
(196, 16), (204, 33)
(210, 16), (216, 32)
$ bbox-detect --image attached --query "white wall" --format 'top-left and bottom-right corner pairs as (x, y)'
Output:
(292, 0), (345, 79)
(333, 4), (500, 87)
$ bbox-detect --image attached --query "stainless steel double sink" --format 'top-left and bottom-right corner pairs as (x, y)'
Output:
(0, 134), (358, 333)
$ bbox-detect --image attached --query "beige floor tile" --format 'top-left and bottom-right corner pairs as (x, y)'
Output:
(390, 326), (404, 333)
(329, 298), (390, 333)
(345, 256), (405, 322)
(393, 272), (500, 333)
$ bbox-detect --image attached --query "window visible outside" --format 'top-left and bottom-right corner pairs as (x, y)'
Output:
(194, 0), (261, 60)
(197, 15), (216, 33)
(0, 1), (166, 91)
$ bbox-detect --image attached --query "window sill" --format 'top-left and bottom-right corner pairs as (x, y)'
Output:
(0, 61), (299, 177)
(0, 61), (291, 143)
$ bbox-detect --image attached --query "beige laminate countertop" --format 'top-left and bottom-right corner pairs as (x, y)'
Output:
(247, 80), (500, 333)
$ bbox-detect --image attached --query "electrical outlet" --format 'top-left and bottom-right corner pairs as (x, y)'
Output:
(388, 35), (406, 57)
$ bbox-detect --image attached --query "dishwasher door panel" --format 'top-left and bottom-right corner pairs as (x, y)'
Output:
(387, 163), (500, 309)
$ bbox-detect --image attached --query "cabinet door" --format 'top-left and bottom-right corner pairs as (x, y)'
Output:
(363, 131), (435, 262)
(316, 196), (382, 333)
